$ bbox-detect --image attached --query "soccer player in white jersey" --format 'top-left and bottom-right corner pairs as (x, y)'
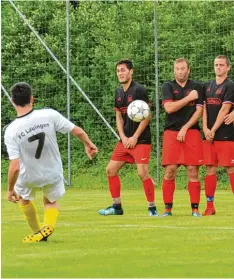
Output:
(4, 82), (98, 243)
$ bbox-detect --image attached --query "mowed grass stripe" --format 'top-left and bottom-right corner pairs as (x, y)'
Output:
(1, 189), (234, 278)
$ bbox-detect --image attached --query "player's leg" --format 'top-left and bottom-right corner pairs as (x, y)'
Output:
(202, 140), (218, 215)
(98, 160), (126, 216)
(136, 163), (158, 216)
(15, 185), (42, 242)
(203, 165), (217, 216)
(186, 165), (201, 217)
(226, 166), (234, 193)
(23, 180), (64, 242)
(19, 196), (41, 233)
(161, 164), (178, 216)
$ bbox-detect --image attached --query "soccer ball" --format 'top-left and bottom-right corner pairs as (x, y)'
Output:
(127, 100), (150, 122)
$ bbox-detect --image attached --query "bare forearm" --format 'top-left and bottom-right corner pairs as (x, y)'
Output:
(134, 117), (150, 139)
(72, 126), (93, 146)
(165, 96), (192, 114)
(183, 107), (202, 130)
(116, 114), (126, 140)
(8, 166), (19, 191)
(202, 103), (208, 130)
(211, 110), (229, 133)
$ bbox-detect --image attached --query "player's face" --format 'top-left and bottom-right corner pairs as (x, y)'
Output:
(174, 62), (190, 83)
(214, 58), (230, 78)
(116, 64), (133, 84)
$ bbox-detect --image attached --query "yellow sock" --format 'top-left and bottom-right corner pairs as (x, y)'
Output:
(19, 202), (41, 233)
(43, 207), (59, 229)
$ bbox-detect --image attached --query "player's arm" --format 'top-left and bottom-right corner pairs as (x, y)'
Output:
(116, 110), (128, 147)
(72, 126), (98, 159)
(177, 106), (203, 142)
(126, 116), (150, 149)
(7, 159), (20, 203)
(162, 82), (199, 114)
(211, 103), (233, 136)
(202, 102), (213, 141)
(164, 90), (198, 114)
(224, 109), (234, 125)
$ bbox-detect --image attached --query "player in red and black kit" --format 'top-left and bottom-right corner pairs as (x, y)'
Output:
(161, 58), (204, 217)
(98, 59), (157, 216)
(202, 55), (234, 216)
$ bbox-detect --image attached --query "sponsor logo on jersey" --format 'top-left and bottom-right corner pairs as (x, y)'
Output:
(207, 98), (221, 105)
(128, 95), (133, 102)
(215, 87), (222, 95)
(207, 87), (211, 92)
(117, 97), (121, 102)
(173, 90), (179, 94)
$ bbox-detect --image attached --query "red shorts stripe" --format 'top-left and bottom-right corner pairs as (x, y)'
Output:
(203, 140), (234, 167)
(162, 129), (203, 166)
(111, 142), (151, 164)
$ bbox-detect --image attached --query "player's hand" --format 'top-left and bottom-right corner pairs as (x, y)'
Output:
(224, 111), (234, 125)
(203, 128), (214, 142)
(121, 136), (129, 148)
(85, 143), (98, 159)
(7, 190), (19, 203)
(177, 127), (188, 142)
(188, 90), (198, 101)
(126, 136), (138, 149)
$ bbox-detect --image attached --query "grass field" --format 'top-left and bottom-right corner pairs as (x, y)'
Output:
(1, 189), (234, 278)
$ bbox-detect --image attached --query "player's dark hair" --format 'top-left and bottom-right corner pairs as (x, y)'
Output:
(11, 82), (32, 107)
(116, 59), (133, 70)
(215, 55), (230, 66)
(174, 58), (190, 69)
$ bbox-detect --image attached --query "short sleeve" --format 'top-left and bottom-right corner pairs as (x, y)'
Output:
(195, 82), (204, 107)
(50, 109), (75, 134)
(4, 129), (20, 160)
(162, 82), (174, 105)
(114, 89), (121, 111)
(223, 82), (234, 105)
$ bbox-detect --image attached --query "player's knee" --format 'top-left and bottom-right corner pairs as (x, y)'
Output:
(106, 165), (117, 177)
(137, 171), (149, 181)
(164, 167), (177, 180)
(187, 166), (199, 180)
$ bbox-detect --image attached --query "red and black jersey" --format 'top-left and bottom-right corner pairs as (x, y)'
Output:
(114, 81), (151, 144)
(203, 78), (234, 141)
(162, 79), (204, 131)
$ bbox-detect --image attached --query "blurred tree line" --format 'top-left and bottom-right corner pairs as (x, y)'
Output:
(2, 1), (234, 186)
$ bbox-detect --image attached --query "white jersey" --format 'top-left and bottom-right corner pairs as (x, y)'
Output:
(4, 108), (75, 188)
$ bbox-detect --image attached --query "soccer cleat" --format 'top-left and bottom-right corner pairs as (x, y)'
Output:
(192, 210), (202, 217)
(202, 208), (216, 216)
(148, 206), (159, 216)
(161, 211), (172, 217)
(23, 225), (54, 243)
(98, 206), (123, 216)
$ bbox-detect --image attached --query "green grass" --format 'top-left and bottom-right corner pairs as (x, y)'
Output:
(1, 189), (234, 278)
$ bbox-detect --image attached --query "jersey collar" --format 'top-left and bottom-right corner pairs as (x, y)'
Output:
(17, 109), (34, 118)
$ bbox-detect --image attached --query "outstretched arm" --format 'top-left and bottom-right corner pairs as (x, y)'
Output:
(72, 126), (98, 159)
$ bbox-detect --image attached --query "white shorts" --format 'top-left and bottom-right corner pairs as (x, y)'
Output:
(14, 178), (65, 202)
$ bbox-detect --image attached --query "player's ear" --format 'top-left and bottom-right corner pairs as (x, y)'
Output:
(130, 69), (134, 75)
(30, 96), (34, 104)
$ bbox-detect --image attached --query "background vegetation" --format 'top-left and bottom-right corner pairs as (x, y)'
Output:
(2, 1), (234, 188)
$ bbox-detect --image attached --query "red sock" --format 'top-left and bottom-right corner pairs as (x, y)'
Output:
(108, 175), (121, 199)
(204, 175), (217, 208)
(204, 175), (217, 197)
(188, 181), (201, 204)
(228, 173), (234, 193)
(142, 178), (155, 203)
(162, 179), (175, 204)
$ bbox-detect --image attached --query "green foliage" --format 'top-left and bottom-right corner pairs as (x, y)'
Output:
(1, 1), (233, 186)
